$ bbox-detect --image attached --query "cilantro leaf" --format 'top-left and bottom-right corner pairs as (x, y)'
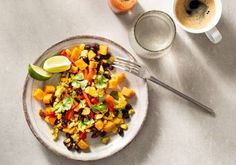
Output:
(72, 73), (88, 89)
(74, 73), (83, 81)
(78, 119), (94, 132)
(62, 97), (74, 110)
(91, 103), (108, 112)
(95, 75), (108, 89)
(98, 94), (105, 102)
(79, 80), (88, 90)
(79, 100), (86, 109)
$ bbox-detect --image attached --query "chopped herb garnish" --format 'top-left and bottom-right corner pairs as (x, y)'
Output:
(95, 75), (108, 89)
(91, 103), (108, 112)
(72, 73), (88, 89)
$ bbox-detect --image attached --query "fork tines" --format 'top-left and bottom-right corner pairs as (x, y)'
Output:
(112, 57), (141, 75)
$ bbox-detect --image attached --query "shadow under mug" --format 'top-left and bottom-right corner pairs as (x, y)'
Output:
(172, 0), (222, 44)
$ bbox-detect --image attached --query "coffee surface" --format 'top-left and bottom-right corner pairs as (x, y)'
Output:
(175, 0), (216, 29)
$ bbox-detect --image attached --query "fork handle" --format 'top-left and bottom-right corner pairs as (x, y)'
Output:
(148, 76), (215, 116)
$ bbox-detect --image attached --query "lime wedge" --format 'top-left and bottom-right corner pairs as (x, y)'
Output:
(28, 64), (53, 81)
(43, 56), (71, 73)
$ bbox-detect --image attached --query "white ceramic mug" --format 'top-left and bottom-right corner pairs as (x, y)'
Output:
(172, 0), (222, 44)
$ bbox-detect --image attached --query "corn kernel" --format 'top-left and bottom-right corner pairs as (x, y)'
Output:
(65, 138), (71, 143)
(120, 124), (128, 130)
(52, 133), (58, 141)
(128, 109), (135, 115)
(71, 134), (79, 142)
(112, 127), (118, 134)
(85, 129), (91, 133)
(101, 136), (110, 144)
(79, 44), (85, 51)
(109, 56), (115, 63)
(57, 114), (62, 119)
(118, 113), (123, 119)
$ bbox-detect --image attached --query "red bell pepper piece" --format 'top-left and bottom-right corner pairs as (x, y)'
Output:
(88, 111), (95, 119)
(91, 97), (99, 104)
(45, 111), (55, 118)
(65, 109), (74, 121)
(79, 132), (87, 140)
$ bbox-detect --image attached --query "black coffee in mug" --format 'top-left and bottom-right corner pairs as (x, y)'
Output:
(175, 0), (216, 29)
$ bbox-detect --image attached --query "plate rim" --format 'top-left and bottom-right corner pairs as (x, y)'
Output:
(22, 35), (148, 161)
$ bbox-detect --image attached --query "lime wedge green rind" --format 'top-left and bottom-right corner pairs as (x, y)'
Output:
(28, 64), (53, 81)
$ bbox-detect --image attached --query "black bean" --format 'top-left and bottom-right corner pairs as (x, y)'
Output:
(122, 110), (130, 119)
(91, 132), (99, 138)
(66, 143), (73, 150)
(104, 112), (109, 117)
(102, 53), (111, 59)
(55, 119), (60, 125)
(82, 57), (89, 64)
(113, 110), (118, 116)
(94, 54), (102, 62)
(99, 131), (106, 137)
(118, 127), (124, 137)
(103, 72), (111, 79)
(125, 104), (132, 110)
(102, 62), (110, 68)
(108, 65), (114, 71)
(66, 134), (71, 138)
(75, 144), (81, 152)
(91, 127), (98, 132)
(93, 43), (99, 52)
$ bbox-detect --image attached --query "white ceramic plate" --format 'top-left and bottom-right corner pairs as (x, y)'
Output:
(22, 35), (148, 161)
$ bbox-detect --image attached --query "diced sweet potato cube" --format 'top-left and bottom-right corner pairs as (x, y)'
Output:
(98, 44), (108, 55)
(62, 127), (76, 134)
(108, 79), (118, 89)
(88, 50), (96, 60)
(118, 98), (127, 108)
(103, 121), (116, 133)
(44, 85), (55, 94)
(70, 47), (80, 62)
(43, 94), (53, 104)
(78, 140), (89, 150)
(95, 120), (104, 131)
(75, 59), (88, 70)
(44, 116), (56, 125)
(115, 73), (126, 84)
(89, 61), (98, 70)
(121, 87), (135, 98)
(69, 65), (78, 74)
(32, 88), (45, 101)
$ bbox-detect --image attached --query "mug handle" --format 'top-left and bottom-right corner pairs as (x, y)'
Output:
(205, 27), (222, 44)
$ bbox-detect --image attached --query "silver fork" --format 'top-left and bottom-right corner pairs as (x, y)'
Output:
(113, 57), (215, 116)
